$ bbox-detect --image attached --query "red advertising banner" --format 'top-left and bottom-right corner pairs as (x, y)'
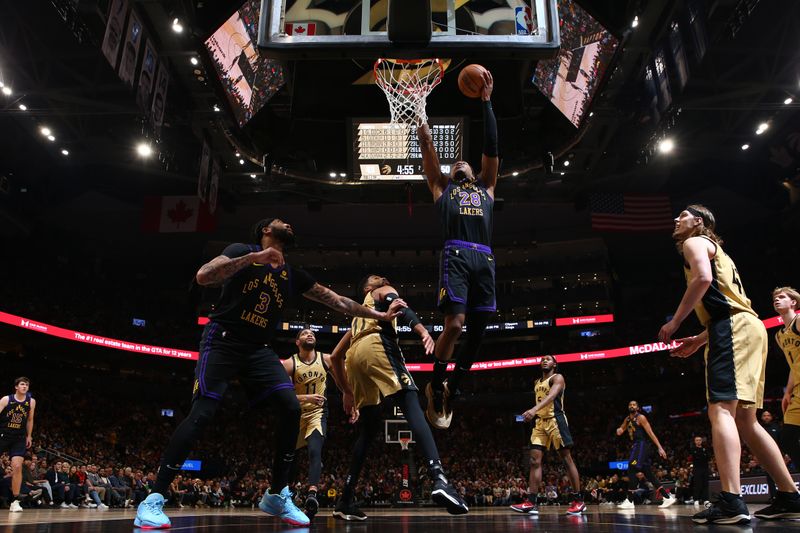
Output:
(555, 314), (615, 327)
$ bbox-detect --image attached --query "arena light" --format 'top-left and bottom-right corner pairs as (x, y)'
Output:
(250, 173), (256, 178)
(631, 16), (639, 28)
(329, 172), (337, 178)
(136, 142), (153, 157)
(563, 160), (570, 167)
(741, 144), (750, 150)
(18, 103), (26, 111)
(213, 104), (220, 112)
(756, 122), (769, 135)
(658, 138), (674, 154)
(784, 97), (793, 105)
(560, 172), (565, 176)
(171, 18), (184, 34)
(40, 126), (52, 136)
(46, 134), (55, 142)
(61, 149), (69, 156)
(238, 159), (245, 165)
(1, 86), (11, 96)
(190, 57), (199, 66)
(512, 171), (519, 176)
(339, 172), (346, 178)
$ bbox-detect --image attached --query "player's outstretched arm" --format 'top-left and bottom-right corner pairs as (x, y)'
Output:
(639, 415), (666, 458)
(329, 331), (358, 423)
(658, 237), (713, 342)
(479, 70), (498, 197)
(417, 123), (447, 201)
(196, 247), (284, 286)
(615, 418), (627, 436)
(373, 285), (434, 354)
(303, 283), (404, 321)
(521, 374), (564, 421)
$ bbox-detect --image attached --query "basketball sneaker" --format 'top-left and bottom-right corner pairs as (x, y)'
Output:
(510, 500), (538, 514)
(9, 500), (22, 513)
(658, 491), (677, 509)
(258, 486), (310, 526)
(692, 492), (750, 524)
(617, 498), (635, 509)
(304, 493), (319, 521)
(431, 478), (469, 515)
(753, 490), (800, 520)
(567, 498), (586, 515)
(333, 500), (367, 521)
(134, 493), (171, 529)
(425, 382), (452, 429)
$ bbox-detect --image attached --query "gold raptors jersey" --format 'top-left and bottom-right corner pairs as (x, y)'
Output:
(533, 375), (564, 419)
(683, 236), (757, 326)
(349, 291), (398, 344)
(776, 315), (800, 396)
(292, 351), (327, 413)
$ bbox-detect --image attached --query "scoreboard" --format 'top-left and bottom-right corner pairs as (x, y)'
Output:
(351, 117), (464, 181)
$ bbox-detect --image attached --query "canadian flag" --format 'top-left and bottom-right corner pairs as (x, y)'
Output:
(141, 196), (216, 233)
(285, 22), (316, 36)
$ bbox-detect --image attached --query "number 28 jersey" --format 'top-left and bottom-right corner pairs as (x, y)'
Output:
(436, 180), (494, 246)
(683, 236), (757, 326)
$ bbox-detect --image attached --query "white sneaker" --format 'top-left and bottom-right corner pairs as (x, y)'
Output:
(98, 503), (108, 509)
(617, 498), (635, 509)
(68, 503), (78, 509)
(60, 502), (69, 508)
(659, 494), (677, 509)
(88, 503), (98, 508)
(9, 500), (22, 513)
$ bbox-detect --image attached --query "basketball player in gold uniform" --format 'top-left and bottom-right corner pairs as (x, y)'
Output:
(281, 328), (335, 520)
(328, 275), (468, 521)
(510, 355), (585, 515)
(662, 205), (800, 523)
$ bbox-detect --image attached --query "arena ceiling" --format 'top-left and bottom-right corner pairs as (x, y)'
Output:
(0, 0), (798, 240)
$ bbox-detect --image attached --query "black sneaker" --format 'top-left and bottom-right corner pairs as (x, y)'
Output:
(754, 491), (800, 520)
(692, 492), (750, 524)
(431, 478), (469, 515)
(333, 500), (367, 521)
(304, 494), (319, 520)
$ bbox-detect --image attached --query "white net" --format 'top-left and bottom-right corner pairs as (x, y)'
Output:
(373, 58), (444, 125)
(399, 438), (411, 451)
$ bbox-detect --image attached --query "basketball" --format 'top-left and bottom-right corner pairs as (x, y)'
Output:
(458, 64), (488, 99)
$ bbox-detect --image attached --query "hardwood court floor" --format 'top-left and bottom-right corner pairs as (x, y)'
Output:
(1, 504), (799, 531)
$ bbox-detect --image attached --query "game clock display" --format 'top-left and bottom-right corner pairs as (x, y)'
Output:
(351, 117), (464, 181)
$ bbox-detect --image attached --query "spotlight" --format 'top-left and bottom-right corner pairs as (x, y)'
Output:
(239, 159), (245, 165)
(741, 144), (749, 150)
(512, 171), (519, 176)
(190, 57), (199, 66)
(235, 152), (240, 157)
(18, 103), (26, 111)
(250, 174), (256, 178)
(171, 18), (184, 33)
(784, 97), (793, 105)
(589, 111), (594, 117)
(563, 160), (570, 167)
(631, 16), (639, 28)
(213, 104), (220, 112)
(1, 86), (11, 96)
(40, 127), (51, 136)
(136, 142), (153, 157)
(329, 172), (337, 178)
(339, 172), (346, 177)
(61, 149), (69, 156)
(658, 138), (674, 154)
(47, 135), (56, 142)
(756, 122), (769, 134)
(560, 172), (565, 176)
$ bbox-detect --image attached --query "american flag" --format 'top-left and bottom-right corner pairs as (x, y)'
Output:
(590, 193), (674, 232)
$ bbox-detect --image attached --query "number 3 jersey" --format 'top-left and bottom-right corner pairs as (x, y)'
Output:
(207, 243), (316, 344)
(683, 236), (757, 326)
(436, 180), (494, 246)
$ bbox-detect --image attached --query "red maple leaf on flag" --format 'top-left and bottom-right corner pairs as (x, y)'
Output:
(295, 25), (306, 34)
(167, 200), (194, 227)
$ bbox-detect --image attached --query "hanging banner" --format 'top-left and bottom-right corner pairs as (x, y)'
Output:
(151, 60), (169, 134)
(198, 138), (211, 202)
(209, 157), (221, 214)
(118, 8), (143, 87)
(101, 0), (128, 69)
(136, 41), (158, 112)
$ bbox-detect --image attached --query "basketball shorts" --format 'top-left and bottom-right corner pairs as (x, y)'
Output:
(785, 387), (800, 426)
(437, 240), (496, 315)
(296, 406), (327, 449)
(0, 433), (26, 458)
(704, 312), (767, 408)
(345, 333), (417, 409)
(193, 322), (294, 406)
(530, 414), (573, 450)
(628, 441), (652, 470)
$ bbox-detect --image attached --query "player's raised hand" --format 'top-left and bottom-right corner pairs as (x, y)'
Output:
(480, 69), (493, 101)
(251, 246), (284, 267)
(378, 298), (407, 322)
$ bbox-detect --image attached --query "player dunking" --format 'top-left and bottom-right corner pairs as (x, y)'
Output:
(417, 69), (498, 428)
(134, 219), (403, 529)
(662, 205), (800, 523)
(510, 356), (585, 515)
(773, 287), (800, 479)
(0, 377), (36, 513)
(328, 275), (468, 521)
(615, 401), (674, 509)
(281, 328), (334, 521)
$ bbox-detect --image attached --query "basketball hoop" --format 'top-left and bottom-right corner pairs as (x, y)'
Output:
(399, 437), (412, 451)
(374, 58), (444, 125)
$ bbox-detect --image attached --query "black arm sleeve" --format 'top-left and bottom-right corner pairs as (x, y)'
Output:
(221, 243), (253, 259)
(383, 293), (421, 329)
(290, 266), (317, 297)
(483, 100), (498, 157)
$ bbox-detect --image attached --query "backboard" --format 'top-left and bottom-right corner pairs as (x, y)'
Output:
(258, 0), (560, 60)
